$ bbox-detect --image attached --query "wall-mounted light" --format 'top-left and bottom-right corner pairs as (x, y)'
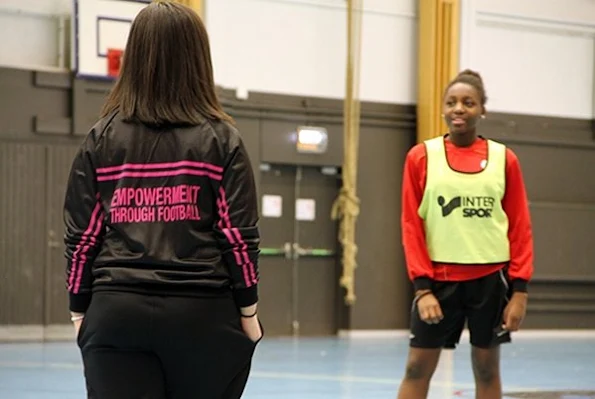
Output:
(296, 126), (328, 154)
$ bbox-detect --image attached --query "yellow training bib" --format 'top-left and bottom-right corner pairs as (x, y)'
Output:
(417, 136), (510, 264)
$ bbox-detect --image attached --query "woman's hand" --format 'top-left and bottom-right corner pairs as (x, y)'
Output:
(71, 312), (85, 337)
(240, 315), (263, 343)
(416, 290), (443, 325)
(240, 304), (263, 343)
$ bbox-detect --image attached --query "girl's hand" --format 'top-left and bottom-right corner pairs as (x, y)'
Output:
(416, 290), (444, 325)
(503, 292), (527, 332)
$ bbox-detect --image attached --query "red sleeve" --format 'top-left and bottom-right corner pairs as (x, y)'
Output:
(502, 148), (534, 291)
(401, 144), (434, 291)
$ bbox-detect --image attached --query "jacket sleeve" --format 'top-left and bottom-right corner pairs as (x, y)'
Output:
(214, 135), (260, 307)
(401, 145), (435, 291)
(502, 148), (534, 292)
(63, 134), (106, 313)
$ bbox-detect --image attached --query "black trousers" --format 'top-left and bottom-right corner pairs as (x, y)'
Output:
(77, 290), (261, 399)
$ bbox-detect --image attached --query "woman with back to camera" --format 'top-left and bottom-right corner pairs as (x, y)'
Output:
(63, 2), (263, 398)
(396, 69), (534, 399)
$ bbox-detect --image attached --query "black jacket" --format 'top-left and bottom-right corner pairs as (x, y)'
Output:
(63, 112), (260, 313)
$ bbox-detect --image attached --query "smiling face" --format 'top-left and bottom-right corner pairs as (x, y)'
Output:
(442, 82), (485, 138)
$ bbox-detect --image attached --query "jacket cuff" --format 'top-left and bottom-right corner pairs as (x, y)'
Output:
(69, 293), (92, 313)
(233, 285), (258, 307)
(413, 277), (433, 292)
(511, 279), (528, 293)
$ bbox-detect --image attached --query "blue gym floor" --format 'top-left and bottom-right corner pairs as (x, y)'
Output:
(1, 332), (594, 398)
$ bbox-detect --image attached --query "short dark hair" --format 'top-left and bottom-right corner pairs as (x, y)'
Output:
(444, 69), (488, 111)
(100, 1), (232, 126)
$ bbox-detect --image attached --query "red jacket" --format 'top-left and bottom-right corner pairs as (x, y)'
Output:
(401, 136), (534, 292)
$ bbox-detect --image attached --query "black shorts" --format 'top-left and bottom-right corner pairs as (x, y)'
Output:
(409, 269), (511, 349)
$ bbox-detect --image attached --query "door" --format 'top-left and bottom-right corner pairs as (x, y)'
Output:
(0, 142), (47, 326)
(0, 142), (79, 328)
(257, 164), (340, 336)
(45, 144), (81, 325)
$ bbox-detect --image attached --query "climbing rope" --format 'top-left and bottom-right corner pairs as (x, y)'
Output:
(332, 0), (363, 306)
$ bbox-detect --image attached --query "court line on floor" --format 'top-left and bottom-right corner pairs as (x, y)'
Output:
(340, 329), (595, 339)
(0, 360), (545, 392)
(249, 370), (547, 392)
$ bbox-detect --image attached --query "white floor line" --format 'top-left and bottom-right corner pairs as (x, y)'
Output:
(0, 360), (82, 370)
(1, 327), (594, 343)
(339, 329), (595, 339)
(435, 348), (454, 398)
(0, 324), (74, 342)
(0, 360), (545, 392)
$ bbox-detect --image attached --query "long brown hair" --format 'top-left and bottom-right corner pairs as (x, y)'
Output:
(100, 1), (232, 125)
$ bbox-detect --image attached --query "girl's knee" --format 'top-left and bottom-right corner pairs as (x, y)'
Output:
(471, 347), (500, 385)
(404, 349), (441, 381)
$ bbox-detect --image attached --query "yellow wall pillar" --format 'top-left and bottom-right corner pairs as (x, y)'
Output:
(417, 0), (460, 143)
(173, 0), (203, 17)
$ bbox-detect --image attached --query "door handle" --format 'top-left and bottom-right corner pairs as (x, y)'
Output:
(292, 243), (335, 259)
(260, 243), (335, 260)
(260, 242), (293, 260)
(292, 242), (304, 260)
(284, 242), (292, 259)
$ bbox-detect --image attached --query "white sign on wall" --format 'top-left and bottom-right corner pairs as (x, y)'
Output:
(295, 198), (316, 221)
(262, 195), (283, 218)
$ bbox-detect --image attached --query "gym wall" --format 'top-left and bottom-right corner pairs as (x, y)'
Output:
(1, 0), (594, 118)
(0, 0), (594, 337)
(0, 66), (594, 336)
(0, 68), (416, 336)
(459, 0), (595, 119)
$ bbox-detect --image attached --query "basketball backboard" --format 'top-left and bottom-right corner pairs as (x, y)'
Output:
(73, 0), (150, 79)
